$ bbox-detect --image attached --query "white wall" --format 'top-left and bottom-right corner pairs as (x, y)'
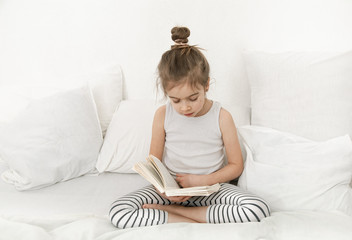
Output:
(1, 0), (351, 117)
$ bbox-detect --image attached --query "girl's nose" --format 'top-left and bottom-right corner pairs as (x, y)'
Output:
(180, 104), (191, 111)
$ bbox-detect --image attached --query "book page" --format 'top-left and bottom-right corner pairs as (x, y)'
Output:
(135, 155), (221, 197)
(165, 183), (221, 196)
(148, 155), (180, 190)
(132, 162), (165, 193)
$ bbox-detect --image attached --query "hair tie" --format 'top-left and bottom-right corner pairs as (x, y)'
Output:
(174, 39), (188, 46)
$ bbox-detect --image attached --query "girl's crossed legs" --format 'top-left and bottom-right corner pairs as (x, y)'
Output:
(109, 183), (270, 229)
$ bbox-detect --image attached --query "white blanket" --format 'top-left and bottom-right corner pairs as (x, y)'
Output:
(1, 211), (351, 240)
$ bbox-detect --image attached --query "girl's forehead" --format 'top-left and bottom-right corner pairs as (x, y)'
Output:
(166, 82), (203, 98)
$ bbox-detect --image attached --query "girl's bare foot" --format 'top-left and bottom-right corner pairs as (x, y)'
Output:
(142, 203), (207, 223)
(142, 204), (198, 223)
(142, 203), (183, 212)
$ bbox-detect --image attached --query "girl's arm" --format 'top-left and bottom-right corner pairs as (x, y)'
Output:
(176, 108), (244, 187)
(149, 105), (166, 160)
(149, 105), (191, 202)
(206, 108), (244, 184)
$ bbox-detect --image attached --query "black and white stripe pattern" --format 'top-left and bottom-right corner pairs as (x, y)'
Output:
(204, 184), (270, 223)
(109, 183), (270, 228)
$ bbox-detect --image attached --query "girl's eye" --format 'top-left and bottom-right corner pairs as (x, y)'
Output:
(172, 100), (180, 104)
(189, 97), (198, 102)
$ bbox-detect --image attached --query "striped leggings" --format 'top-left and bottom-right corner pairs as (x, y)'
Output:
(109, 183), (270, 228)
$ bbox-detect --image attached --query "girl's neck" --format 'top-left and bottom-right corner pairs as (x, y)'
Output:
(195, 98), (213, 117)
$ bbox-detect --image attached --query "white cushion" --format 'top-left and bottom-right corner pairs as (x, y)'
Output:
(0, 86), (103, 190)
(0, 64), (123, 136)
(238, 125), (352, 214)
(96, 100), (161, 173)
(70, 64), (123, 136)
(243, 50), (352, 141)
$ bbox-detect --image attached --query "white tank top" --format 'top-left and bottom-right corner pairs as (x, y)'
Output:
(163, 100), (225, 176)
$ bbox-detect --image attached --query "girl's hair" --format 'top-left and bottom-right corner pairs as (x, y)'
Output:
(157, 26), (210, 96)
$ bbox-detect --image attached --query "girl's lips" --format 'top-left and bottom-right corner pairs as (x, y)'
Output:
(184, 113), (194, 117)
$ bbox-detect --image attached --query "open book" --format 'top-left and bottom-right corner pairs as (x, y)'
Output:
(132, 155), (220, 197)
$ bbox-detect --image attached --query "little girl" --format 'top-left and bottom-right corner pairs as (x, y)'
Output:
(109, 27), (270, 228)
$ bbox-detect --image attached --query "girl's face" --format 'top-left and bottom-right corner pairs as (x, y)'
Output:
(166, 81), (209, 117)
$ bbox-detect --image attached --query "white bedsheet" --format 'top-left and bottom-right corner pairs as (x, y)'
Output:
(1, 162), (352, 240)
(0, 162), (148, 218)
(1, 211), (351, 240)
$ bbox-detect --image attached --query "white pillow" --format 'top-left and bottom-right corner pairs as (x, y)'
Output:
(243, 50), (352, 141)
(0, 64), (123, 136)
(70, 64), (123, 136)
(96, 100), (161, 173)
(238, 125), (352, 214)
(0, 86), (103, 190)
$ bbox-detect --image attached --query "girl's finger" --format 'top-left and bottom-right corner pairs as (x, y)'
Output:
(176, 173), (186, 177)
(169, 196), (186, 202)
(182, 196), (190, 202)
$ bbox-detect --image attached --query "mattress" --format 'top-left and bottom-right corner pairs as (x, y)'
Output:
(1, 161), (352, 240)
(0, 161), (149, 218)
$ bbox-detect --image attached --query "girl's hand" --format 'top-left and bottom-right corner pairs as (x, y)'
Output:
(154, 187), (191, 203)
(176, 173), (208, 188)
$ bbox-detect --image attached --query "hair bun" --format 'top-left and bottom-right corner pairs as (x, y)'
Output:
(171, 27), (190, 44)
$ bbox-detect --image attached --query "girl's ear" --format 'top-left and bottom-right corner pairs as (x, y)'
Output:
(205, 77), (210, 92)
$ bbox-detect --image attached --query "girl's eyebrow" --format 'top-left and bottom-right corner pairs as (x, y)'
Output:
(169, 92), (199, 100)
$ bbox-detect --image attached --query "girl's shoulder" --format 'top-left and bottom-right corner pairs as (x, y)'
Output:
(154, 104), (167, 121)
(219, 107), (236, 128)
(155, 104), (166, 114)
(219, 106), (231, 117)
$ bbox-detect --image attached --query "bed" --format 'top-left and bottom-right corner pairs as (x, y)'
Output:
(0, 0), (352, 239)
(1, 156), (351, 240)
